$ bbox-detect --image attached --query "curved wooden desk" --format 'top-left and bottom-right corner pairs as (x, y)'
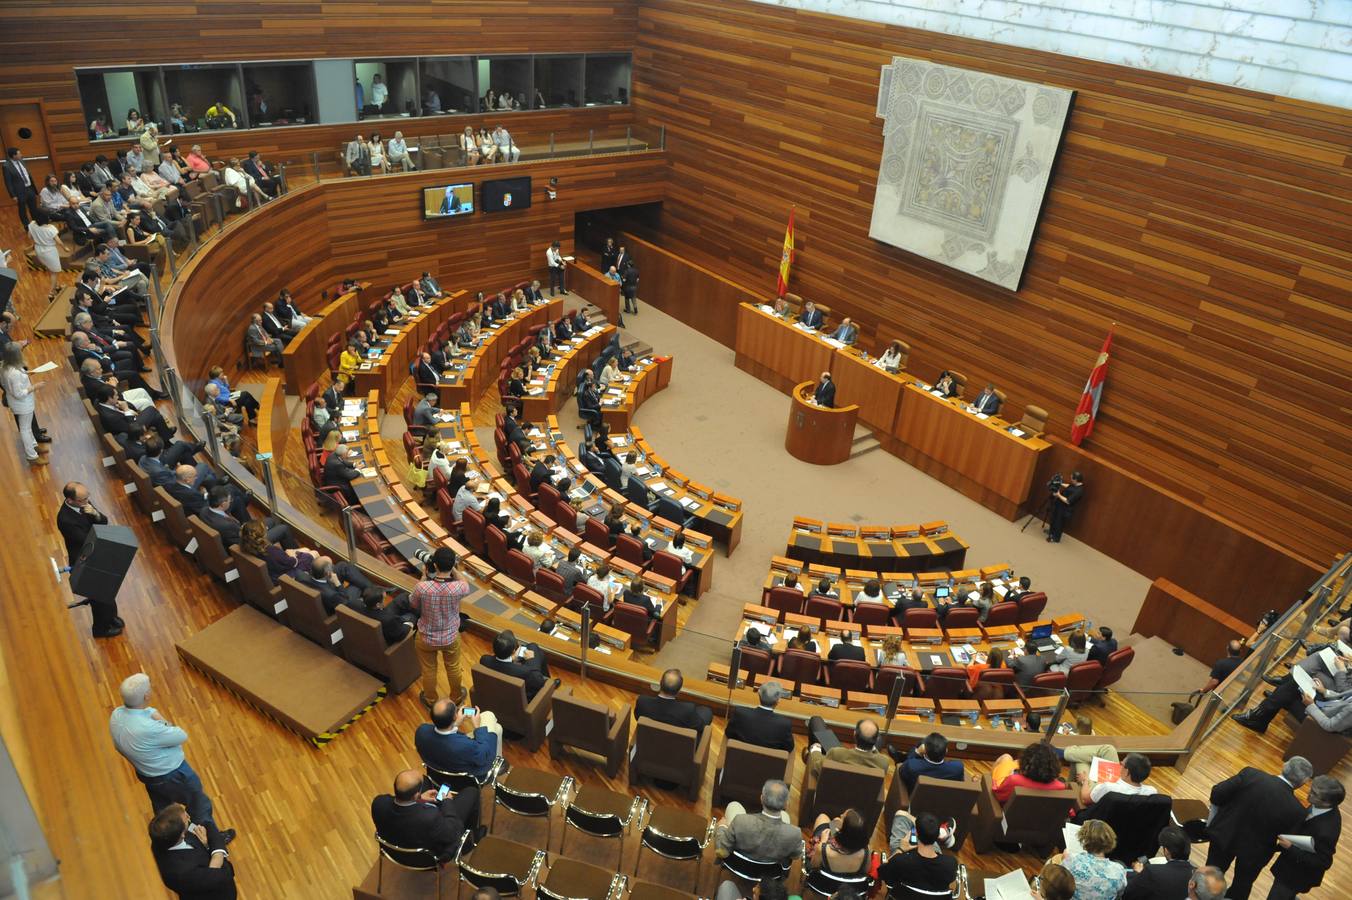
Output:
(785, 380), (858, 465)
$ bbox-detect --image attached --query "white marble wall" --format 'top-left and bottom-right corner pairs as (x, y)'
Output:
(750, 0), (1352, 109)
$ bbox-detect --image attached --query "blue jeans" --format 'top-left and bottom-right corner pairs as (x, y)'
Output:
(137, 759), (214, 826)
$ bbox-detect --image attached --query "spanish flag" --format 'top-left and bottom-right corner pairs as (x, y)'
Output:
(776, 206), (795, 297)
(1070, 328), (1114, 446)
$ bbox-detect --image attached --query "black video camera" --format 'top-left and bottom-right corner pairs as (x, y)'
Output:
(1047, 472), (1064, 493)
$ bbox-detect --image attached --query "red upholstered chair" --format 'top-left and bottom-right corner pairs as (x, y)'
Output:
(766, 586), (805, 620)
(903, 607), (938, 631)
(538, 482), (563, 516)
(436, 488), (457, 534)
(1066, 661), (1105, 705)
(506, 549), (536, 586)
(875, 666), (920, 699)
(462, 507), (487, 555)
(921, 667), (968, 700)
(536, 568), (569, 604)
(485, 525), (510, 570)
(803, 594), (844, 622)
(513, 462), (534, 499)
(777, 649), (823, 687)
(1024, 671), (1067, 699)
(984, 602), (1020, 628)
(611, 602), (658, 648)
(736, 647), (774, 683)
(571, 583), (608, 621)
(943, 607), (980, 630)
(649, 550), (691, 596)
(826, 660), (873, 693)
(1094, 647), (1134, 693)
(584, 516), (612, 548)
(851, 603), (891, 627)
(1017, 592), (1048, 623)
(614, 534), (648, 568)
(973, 668), (1017, 700)
(554, 496), (577, 530)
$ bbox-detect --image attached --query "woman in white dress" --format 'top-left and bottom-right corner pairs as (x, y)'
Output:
(459, 126), (480, 165)
(367, 133), (388, 174)
(478, 127), (497, 163)
(28, 217), (66, 300)
(1, 342), (47, 465)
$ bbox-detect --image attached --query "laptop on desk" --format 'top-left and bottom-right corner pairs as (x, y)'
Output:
(1028, 624), (1058, 654)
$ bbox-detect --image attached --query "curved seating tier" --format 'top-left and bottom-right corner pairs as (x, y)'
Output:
(599, 354), (673, 431)
(786, 515), (968, 573)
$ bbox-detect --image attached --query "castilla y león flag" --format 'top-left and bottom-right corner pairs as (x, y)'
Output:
(776, 207), (795, 297)
(1070, 329), (1113, 446)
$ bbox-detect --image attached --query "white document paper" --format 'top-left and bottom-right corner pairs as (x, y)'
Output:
(1317, 647), (1338, 673)
(984, 870), (1031, 899)
(1062, 822), (1082, 857)
(1277, 833), (1316, 852)
(1291, 665), (1316, 696)
(30, 361), (58, 373)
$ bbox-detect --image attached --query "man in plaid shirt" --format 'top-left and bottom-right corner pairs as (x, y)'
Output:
(410, 547), (473, 708)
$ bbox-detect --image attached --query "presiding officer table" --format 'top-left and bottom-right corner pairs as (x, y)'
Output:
(736, 302), (1050, 519)
(785, 380), (858, 465)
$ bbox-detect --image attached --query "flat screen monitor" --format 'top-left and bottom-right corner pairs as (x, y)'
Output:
(481, 176), (532, 212)
(422, 183), (474, 219)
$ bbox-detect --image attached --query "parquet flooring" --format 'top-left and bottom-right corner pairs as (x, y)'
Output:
(0, 212), (1348, 900)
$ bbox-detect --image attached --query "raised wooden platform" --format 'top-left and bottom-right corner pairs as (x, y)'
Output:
(176, 606), (383, 745)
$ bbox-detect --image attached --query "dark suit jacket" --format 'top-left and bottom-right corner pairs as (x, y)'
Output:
(153, 833), (238, 900)
(813, 379), (836, 408)
(528, 462), (552, 494)
(1088, 638), (1119, 665)
(416, 361), (440, 387)
(324, 452), (360, 489)
(201, 508), (242, 548)
(321, 385), (342, 413)
(371, 795), (470, 860)
(242, 158), (270, 184)
(479, 647), (549, 699)
(96, 402), (136, 436)
(635, 695), (707, 737)
(828, 642), (866, 662)
(260, 312), (288, 339)
(1208, 768), (1306, 860)
(1121, 858), (1194, 900)
(294, 571), (347, 615)
(57, 503), (108, 564)
(1269, 808), (1340, 892)
(3, 159), (35, 199)
(798, 308), (824, 329)
(167, 481), (209, 518)
(971, 391), (1001, 415)
(140, 455), (176, 486)
(623, 588), (657, 618)
(725, 705), (794, 752)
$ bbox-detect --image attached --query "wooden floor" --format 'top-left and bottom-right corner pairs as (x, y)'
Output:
(1, 210), (1349, 900)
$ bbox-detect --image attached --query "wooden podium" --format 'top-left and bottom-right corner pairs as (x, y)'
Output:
(785, 381), (858, 465)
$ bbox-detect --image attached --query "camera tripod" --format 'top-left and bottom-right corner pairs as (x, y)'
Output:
(1021, 495), (1052, 534)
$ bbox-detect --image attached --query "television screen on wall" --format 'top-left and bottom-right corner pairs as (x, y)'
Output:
(481, 176), (532, 212)
(422, 183), (475, 219)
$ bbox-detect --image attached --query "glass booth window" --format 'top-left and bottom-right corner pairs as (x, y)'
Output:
(242, 63), (316, 127)
(77, 68), (166, 139)
(163, 65), (245, 131)
(356, 59), (419, 120)
(418, 57), (475, 116)
(584, 54), (631, 106)
(479, 56), (532, 113)
(533, 56), (583, 109)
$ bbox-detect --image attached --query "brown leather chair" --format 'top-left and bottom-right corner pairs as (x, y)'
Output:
(126, 459), (161, 516)
(799, 758), (889, 835)
(535, 855), (623, 900)
(229, 547), (283, 620)
(1284, 715), (1351, 775)
(152, 486), (193, 549)
(336, 606), (419, 693)
(713, 739), (794, 810)
(278, 573), (342, 653)
(100, 432), (129, 478)
(470, 662), (558, 752)
(1019, 405), (1049, 438)
(884, 774), (982, 851)
(971, 773), (1077, 853)
(628, 879), (698, 900)
(185, 514), (235, 583)
(456, 834), (546, 898)
(630, 717), (711, 802)
(948, 370), (968, 398)
(548, 687), (632, 778)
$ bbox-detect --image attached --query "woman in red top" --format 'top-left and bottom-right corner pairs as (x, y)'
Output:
(990, 741), (1066, 804)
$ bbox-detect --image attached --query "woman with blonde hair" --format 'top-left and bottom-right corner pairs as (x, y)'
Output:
(459, 125), (480, 165)
(506, 366), (526, 399)
(878, 633), (906, 667)
(1059, 820), (1126, 899)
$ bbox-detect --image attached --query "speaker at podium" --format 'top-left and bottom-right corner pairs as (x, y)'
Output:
(71, 524), (140, 602)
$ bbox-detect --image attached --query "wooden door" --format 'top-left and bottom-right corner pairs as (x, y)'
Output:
(0, 100), (56, 207)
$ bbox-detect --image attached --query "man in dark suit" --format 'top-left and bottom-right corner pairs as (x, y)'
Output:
(3, 147), (40, 227)
(166, 465), (212, 518)
(621, 575), (659, 619)
(479, 629), (553, 701)
(320, 379), (344, 418)
(1121, 826), (1194, 900)
(64, 193), (116, 242)
(139, 436), (211, 486)
(241, 151), (278, 197)
(1011, 650), (1055, 687)
(294, 555), (373, 614)
(528, 455), (556, 494)
(259, 302), (294, 344)
(828, 631), (866, 662)
(76, 274), (142, 327)
(577, 375), (602, 428)
(415, 353), (441, 391)
(73, 333), (166, 399)
(1047, 471), (1084, 543)
(635, 668), (713, 737)
(57, 481), (123, 637)
(323, 443), (362, 505)
(201, 485), (293, 549)
(970, 382), (1002, 415)
(500, 407), (531, 454)
(896, 732), (965, 792)
(725, 682), (794, 752)
(1002, 576), (1033, 604)
(371, 768), (481, 861)
(1087, 626), (1118, 665)
(554, 546), (587, 595)
(797, 300), (824, 330)
(1267, 774), (1343, 900)
(149, 802), (237, 900)
(621, 261), (639, 315)
(813, 371), (835, 408)
(1206, 756), (1312, 900)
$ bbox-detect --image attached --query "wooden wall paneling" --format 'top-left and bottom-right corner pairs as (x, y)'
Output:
(282, 286), (362, 394)
(616, 230), (763, 344)
(628, 0), (1352, 570)
(0, 1), (640, 170)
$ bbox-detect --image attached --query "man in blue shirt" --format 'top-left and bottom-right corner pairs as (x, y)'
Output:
(896, 732), (965, 793)
(415, 698), (502, 783)
(109, 673), (234, 841)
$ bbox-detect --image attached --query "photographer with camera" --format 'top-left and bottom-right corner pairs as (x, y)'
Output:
(1047, 471), (1084, 543)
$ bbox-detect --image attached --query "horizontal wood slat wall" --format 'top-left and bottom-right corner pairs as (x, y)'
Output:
(628, 0), (1352, 567)
(0, 1), (638, 169)
(164, 152), (668, 389)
